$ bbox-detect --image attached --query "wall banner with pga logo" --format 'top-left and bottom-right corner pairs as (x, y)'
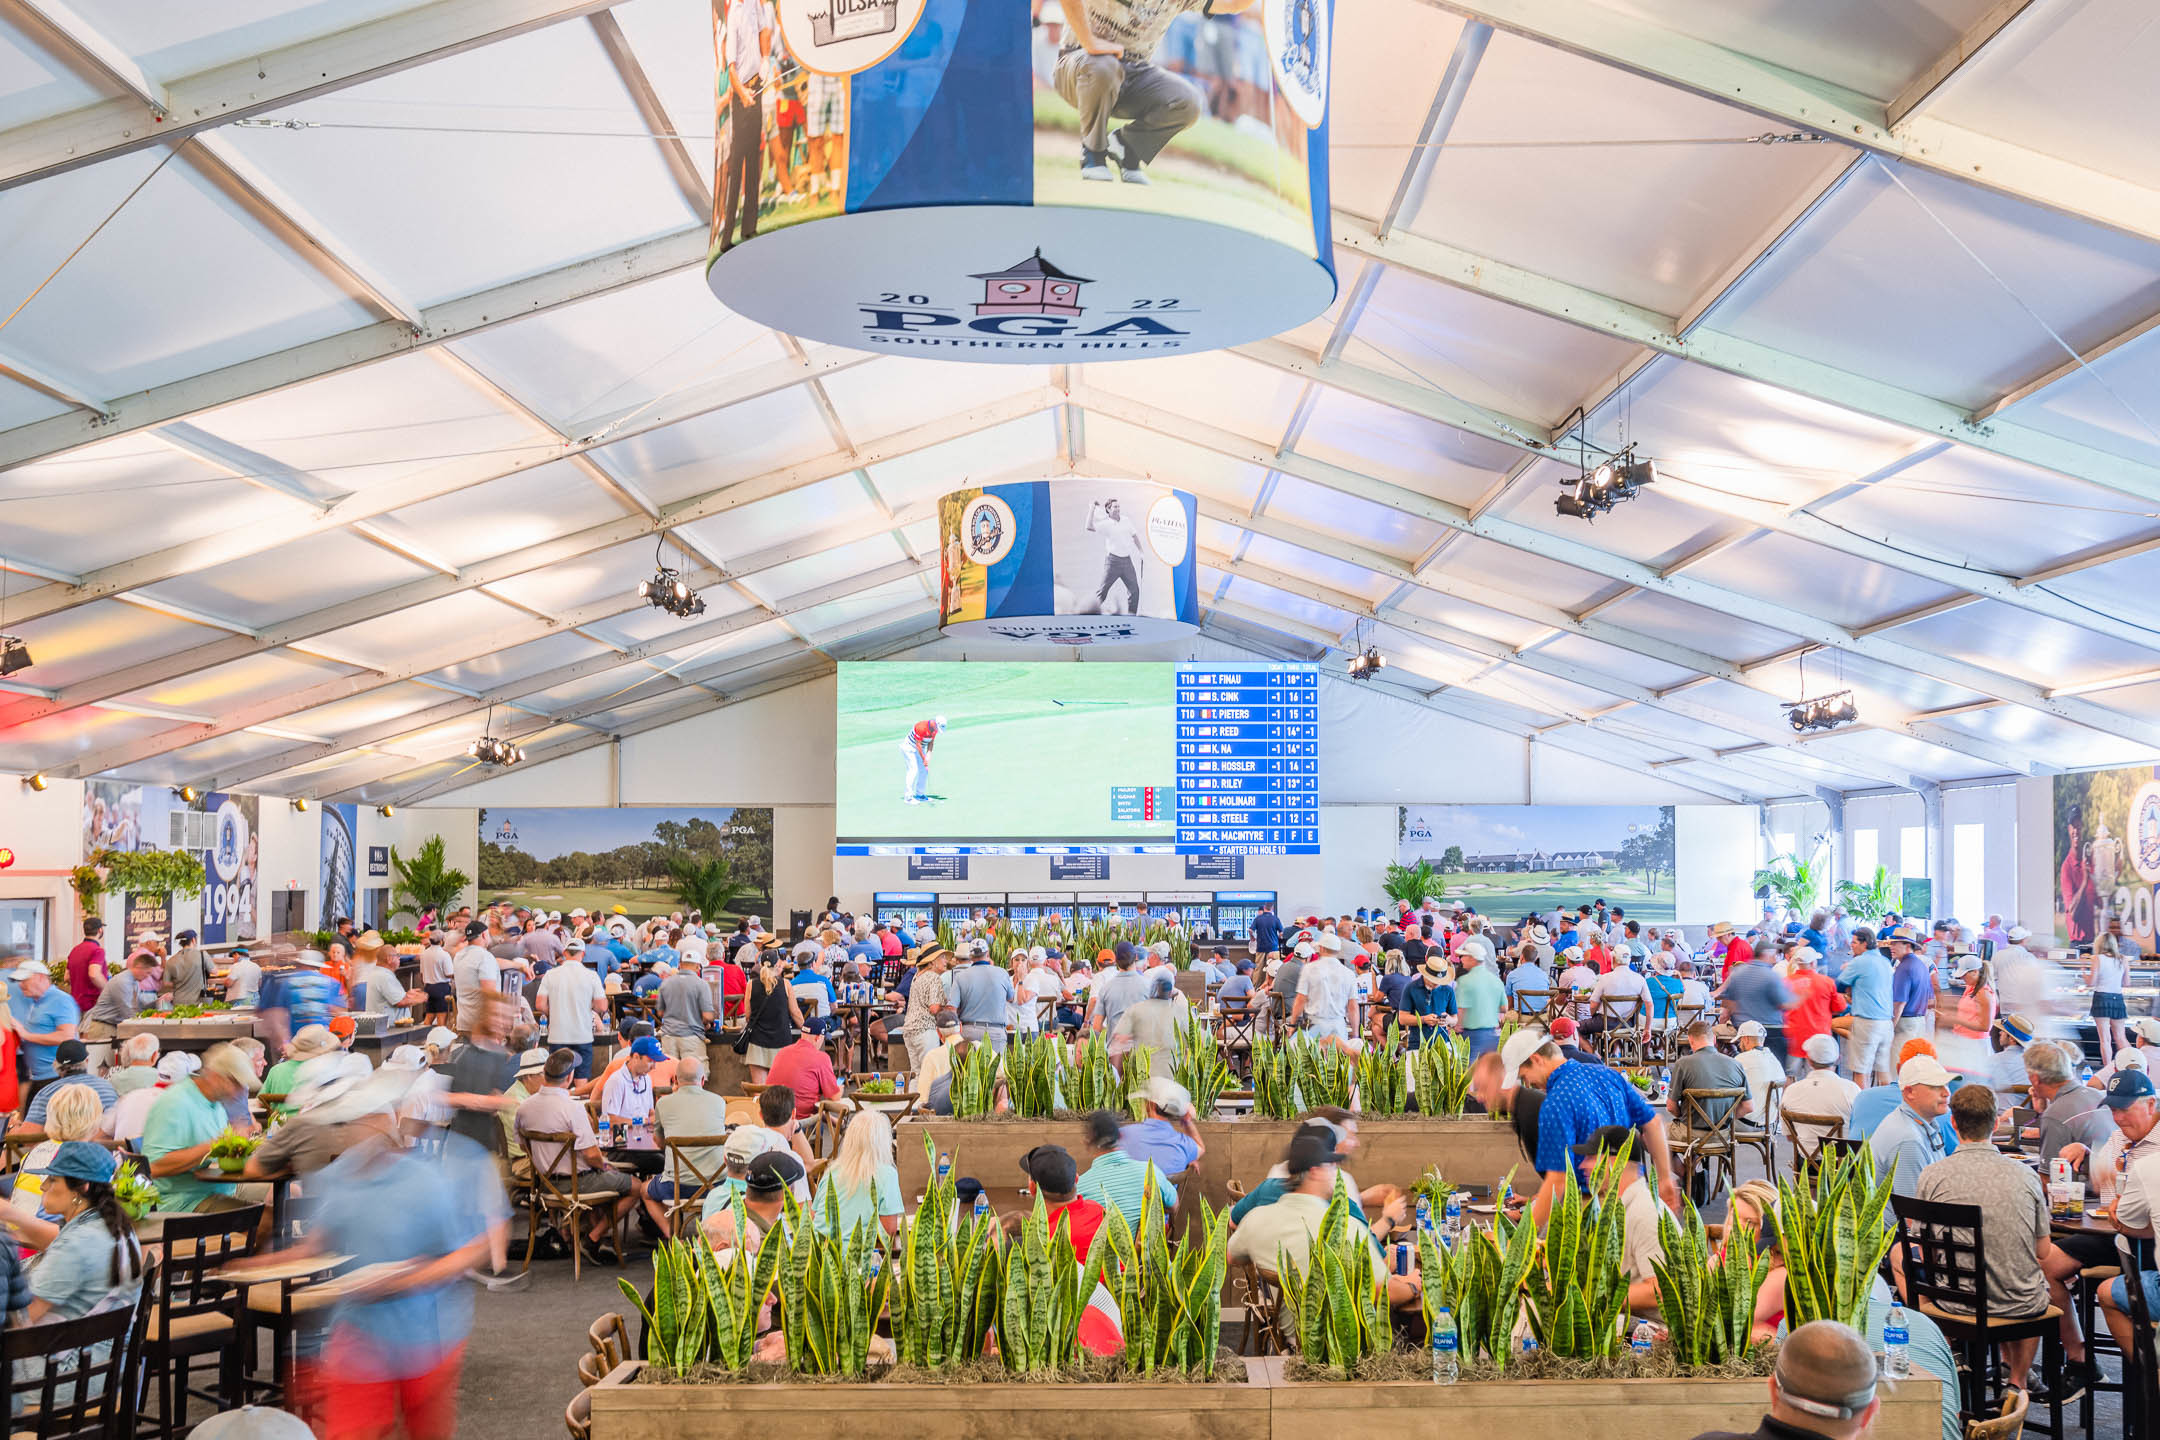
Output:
(706, 0), (1334, 361)
(938, 478), (1197, 643)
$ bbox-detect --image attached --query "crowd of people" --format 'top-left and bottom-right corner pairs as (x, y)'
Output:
(0, 885), (2144, 1438)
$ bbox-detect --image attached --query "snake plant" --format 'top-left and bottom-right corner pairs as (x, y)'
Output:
(619, 1237), (712, 1371)
(1353, 1028), (1407, 1114)
(949, 1041), (1003, 1117)
(1065, 1031), (1122, 1112)
(1123, 1045), (1155, 1119)
(891, 1195), (1001, 1366)
(1171, 1018), (1233, 1120)
(1082, 1163), (1228, 1374)
(620, 1218), (785, 1372)
(1408, 1030), (1475, 1115)
(1277, 1173), (1391, 1375)
(1250, 1035), (1301, 1119)
(1422, 1209), (1537, 1368)
(1652, 1196), (1766, 1367)
(1775, 1144), (1895, 1331)
(999, 1194), (1090, 1373)
(1522, 1143), (1630, 1358)
(1004, 1032), (1064, 1118)
(777, 1189), (891, 1376)
(1298, 1040), (1354, 1111)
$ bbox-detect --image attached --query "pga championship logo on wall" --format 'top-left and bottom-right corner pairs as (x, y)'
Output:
(940, 479), (1199, 644)
(704, 3), (1335, 363)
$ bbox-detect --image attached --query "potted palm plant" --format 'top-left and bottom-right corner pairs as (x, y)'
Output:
(387, 836), (471, 929)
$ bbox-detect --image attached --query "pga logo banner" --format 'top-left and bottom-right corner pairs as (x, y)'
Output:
(1266, 0), (1330, 128)
(859, 249), (1192, 352)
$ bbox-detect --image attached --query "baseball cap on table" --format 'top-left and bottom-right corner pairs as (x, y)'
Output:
(1735, 1020), (1768, 1041)
(2104, 1068), (2158, 1109)
(1897, 1054), (1954, 1088)
(1020, 1144), (1078, 1194)
(1801, 1033), (1840, 1066)
(746, 1151), (804, 1195)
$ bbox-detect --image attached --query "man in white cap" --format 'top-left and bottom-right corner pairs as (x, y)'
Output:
(535, 937), (608, 1080)
(1782, 1032), (1860, 1152)
(1121, 1075), (1203, 1176)
(654, 950), (716, 1066)
(6, 959), (80, 1086)
(1732, 1021), (1786, 1125)
(1290, 933), (1360, 1055)
(1867, 1052), (1953, 1197)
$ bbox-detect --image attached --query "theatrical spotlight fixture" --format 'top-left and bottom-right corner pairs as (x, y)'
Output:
(291, 798), (309, 812)
(1346, 646), (1386, 681)
(638, 536), (706, 619)
(173, 786), (199, 805)
(1554, 445), (1655, 522)
(20, 773), (46, 792)
(467, 709), (524, 768)
(377, 805), (395, 818)
(1785, 690), (1859, 733)
(0, 635), (31, 677)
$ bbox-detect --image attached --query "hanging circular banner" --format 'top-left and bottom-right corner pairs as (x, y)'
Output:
(938, 479), (1199, 643)
(706, 0), (1335, 362)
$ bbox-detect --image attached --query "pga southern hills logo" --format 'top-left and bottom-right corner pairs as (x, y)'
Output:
(1266, 0), (1330, 128)
(858, 249), (1192, 353)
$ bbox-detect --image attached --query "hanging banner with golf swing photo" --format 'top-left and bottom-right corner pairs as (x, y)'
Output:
(705, 0), (1335, 360)
(938, 478), (1197, 643)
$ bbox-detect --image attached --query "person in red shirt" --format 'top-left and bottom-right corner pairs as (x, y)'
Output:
(1717, 924), (1752, 983)
(64, 918), (108, 1011)
(1014, 1143), (1104, 1260)
(715, 951), (750, 1021)
(763, 1030), (840, 1120)
(902, 715), (946, 804)
(1781, 947), (1844, 1065)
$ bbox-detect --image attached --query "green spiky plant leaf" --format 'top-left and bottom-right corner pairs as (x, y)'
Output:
(1171, 1017), (1232, 1120)
(1277, 1172), (1390, 1375)
(1354, 1027), (1408, 1115)
(1774, 1143), (1895, 1331)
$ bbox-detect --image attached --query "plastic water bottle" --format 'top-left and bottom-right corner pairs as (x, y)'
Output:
(936, 1152), (952, 1185)
(1443, 1191), (1463, 1241)
(1631, 1321), (1655, 1358)
(1430, 1308), (1458, 1385)
(1415, 1195), (1432, 1233)
(597, 1117), (612, 1147)
(1882, 1305), (1910, 1378)
(972, 1191), (989, 1224)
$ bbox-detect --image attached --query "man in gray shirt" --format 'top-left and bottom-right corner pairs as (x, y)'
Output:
(161, 930), (207, 1006)
(1917, 1082), (2096, 1395)
(82, 951), (158, 1070)
(945, 943), (1016, 1053)
(1667, 1020), (1752, 1129)
(655, 956), (716, 1066)
(1089, 941), (1152, 1041)
(2025, 1040), (2113, 1164)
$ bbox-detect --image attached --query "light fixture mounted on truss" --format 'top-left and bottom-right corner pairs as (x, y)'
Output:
(1344, 621), (1386, 681)
(1785, 650), (1859, 733)
(467, 707), (525, 768)
(1555, 445), (1655, 521)
(638, 535), (707, 619)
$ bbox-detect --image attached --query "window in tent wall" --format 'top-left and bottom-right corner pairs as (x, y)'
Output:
(1952, 824), (1985, 930)
(1852, 828), (1879, 885)
(1898, 827), (1926, 885)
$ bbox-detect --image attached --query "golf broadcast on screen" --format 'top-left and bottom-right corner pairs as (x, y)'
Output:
(836, 662), (1177, 846)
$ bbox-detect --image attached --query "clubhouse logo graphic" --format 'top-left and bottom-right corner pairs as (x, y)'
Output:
(807, 0), (896, 45)
(1266, 0), (1330, 127)
(779, 0), (924, 75)
(959, 493), (1016, 567)
(858, 249), (1192, 353)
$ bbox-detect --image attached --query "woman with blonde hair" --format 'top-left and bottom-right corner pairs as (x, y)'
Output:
(809, 1109), (902, 1240)
(1724, 1178), (1787, 1343)
(7, 1084), (106, 1246)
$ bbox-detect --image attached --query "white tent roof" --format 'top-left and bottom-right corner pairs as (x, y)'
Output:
(2, 0), (2158, 806)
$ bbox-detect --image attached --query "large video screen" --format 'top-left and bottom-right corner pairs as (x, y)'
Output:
(836, 662), (1319, 853)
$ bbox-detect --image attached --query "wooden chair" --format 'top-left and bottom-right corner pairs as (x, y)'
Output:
(565, 1388), (593, 1440)
(139, 1205), (262, 1440)
(1510, 988), (1552, 1022)
(1890, 1194), (2064, 1439)
(4, 1293), (151, 1440)
(1672, 1087), (1745, 1207)
(1217, 1002), (1260, 1074)
(1964, 1387), (2029, 1440)
(1233, 1258), (1288, 1355)
(587, 1311), (631, 1371)
(1779, 1108), (1846, 1179)
(520, 1135), (620, 1281)
(1734, 1080), (1781, 1179)
(658, 1136), (728, 1239)
(238, 1252), (349, 1408)
(575, 1351), (609, 1388)
(1593, 997), (1645, 1066)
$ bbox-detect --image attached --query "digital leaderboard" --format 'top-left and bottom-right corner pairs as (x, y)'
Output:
(1174, 664), (1320, 854)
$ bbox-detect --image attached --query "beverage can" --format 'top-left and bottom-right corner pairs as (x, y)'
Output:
(1396, 1241), (1411, 1276)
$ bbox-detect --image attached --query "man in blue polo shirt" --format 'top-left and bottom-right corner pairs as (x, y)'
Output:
(1837, 926), (1896, 1085)
(8, 960), (81, 1083)
(1516, 1032), (1679, 1226)
(1395, 955), (1455, 1050)
(1250, 904), (1283, 959)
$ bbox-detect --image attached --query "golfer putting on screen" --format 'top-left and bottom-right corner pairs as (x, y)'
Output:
(1053, 0), (1261, 184)
(1085, 497), (1143, 614)
(902, 716), (947, 804)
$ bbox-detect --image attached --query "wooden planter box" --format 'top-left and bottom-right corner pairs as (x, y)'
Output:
(590, 1360), (1272, 1440)
(589, 1358), (1940, 1440)
(897, 1115), (1525, 1207)
(1261, 1358), (1942, 1440)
